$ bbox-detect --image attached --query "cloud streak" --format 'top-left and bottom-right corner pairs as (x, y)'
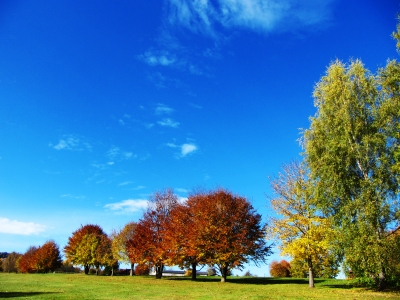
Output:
(167, 142), (198, 157)
(49, 134), (91, 151)
(167, 0), (335, 36)
(104, 199), (148, 213)
(158, 118), (180, 128)
(155, 103), (174, 115)
(140, 50), (177, 67)
(0, 217), (45, 235)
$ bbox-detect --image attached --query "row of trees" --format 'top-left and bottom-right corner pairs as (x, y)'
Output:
(0, 241), (62, 273)
(268, 18), (400, 289)
(63, 189), (272, 282)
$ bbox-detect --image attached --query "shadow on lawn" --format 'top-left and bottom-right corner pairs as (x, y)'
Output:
(0, 291), (59, 298)
(323, 283), (355, 289)
(167, 277), (326, 285)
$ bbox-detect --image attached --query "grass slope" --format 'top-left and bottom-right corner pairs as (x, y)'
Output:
(0, 274), (399, 299)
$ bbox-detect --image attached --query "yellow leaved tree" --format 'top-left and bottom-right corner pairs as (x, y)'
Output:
(268, 161), (339, 288)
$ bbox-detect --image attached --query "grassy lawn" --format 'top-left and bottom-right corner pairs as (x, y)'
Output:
(0, 273), (399, 299)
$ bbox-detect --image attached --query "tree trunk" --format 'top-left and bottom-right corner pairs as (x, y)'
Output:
(308, 258), (314, 288)
(84, 265), (89, 275)
(378, 266), (386, 291)
(221, 266), (228, 283)
(111, 267), (114, 276)
(191, 262), (197, 281)
(155, 264), (163, 279)
(130, 263), (135, 276)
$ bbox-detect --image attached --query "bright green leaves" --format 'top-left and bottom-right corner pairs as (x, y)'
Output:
(304, 56), (400, 287)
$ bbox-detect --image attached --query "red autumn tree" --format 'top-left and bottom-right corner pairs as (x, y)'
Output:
(64, 224), (107, 274)
(134, 263), (150, 275)
(164, 199), (206, 281)
(188, 189), (271, 282)
(34, 240), (62, 273)
(18, 246), (38, 273)
(270, 260), (291, 277)
(127, 188), (178, 279)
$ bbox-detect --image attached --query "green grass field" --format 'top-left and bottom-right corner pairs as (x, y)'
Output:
(0, 273), (399, 299)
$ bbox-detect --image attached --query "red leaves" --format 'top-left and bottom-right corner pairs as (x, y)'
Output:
(18, 246), (38, 273)
(18, 241), (62, 273)
(270, 260), (291, 277)
(126, 188), (271, 281)
(126, 188), (178, 278)
(34, 241), (62, 272)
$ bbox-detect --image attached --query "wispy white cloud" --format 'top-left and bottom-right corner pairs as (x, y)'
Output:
(181, 143), (197, 156)
(155, 103), (174, 115)
(61, 194), (85, 200)
(158, 118), (180, 128)
(133, 185), (146, 190)
(167, 0), (335, 35)
(0, 217), (45, 235)
(49, 134), (91, 151)
(140, 50), (177, 66)
(104, 199), (148, 213)
(118, 181), (133, 186)
(107, 146), (135, 161)
(167, 142), (198, 157)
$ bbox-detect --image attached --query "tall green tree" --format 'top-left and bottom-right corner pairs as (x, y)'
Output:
(304, 56), (400, 289)
(269, 162), (339, 287)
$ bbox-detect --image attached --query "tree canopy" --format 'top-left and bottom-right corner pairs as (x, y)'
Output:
(269, 162), (339, 287)
(304, 54), (400, 288)
(64, 224), (110, 274)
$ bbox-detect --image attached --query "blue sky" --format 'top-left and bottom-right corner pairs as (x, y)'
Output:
(0, 0), (399, 276)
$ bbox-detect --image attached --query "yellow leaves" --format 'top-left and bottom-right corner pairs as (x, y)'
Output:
(270, 162), (337, 276)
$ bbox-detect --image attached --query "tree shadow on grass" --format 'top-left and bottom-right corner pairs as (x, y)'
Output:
(0, 292), (59, 298)
(166, 277), (325, 285)
(323, 283), (355, 289)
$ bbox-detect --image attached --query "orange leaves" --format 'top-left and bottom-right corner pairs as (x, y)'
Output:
(270, 260), (291, 277)
(18, 246), (37, 273)
(126, 188), (178, 278)
(126, 188), (271, 282)
(18, 241), (62, 273)
(34, 241), (62, 273)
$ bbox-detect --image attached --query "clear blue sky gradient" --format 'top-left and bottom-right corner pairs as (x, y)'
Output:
(1, 0), (399, 276)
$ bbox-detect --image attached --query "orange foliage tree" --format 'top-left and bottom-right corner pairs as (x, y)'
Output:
(126, 188), (178, 279)
(270, 260), (291, 277)
(18, 246), (38, 273)
(164, 202), (202, 281)
(64, 224), (108, 274)
(34, 240), (62, 273)
(189, 189), (271, 282)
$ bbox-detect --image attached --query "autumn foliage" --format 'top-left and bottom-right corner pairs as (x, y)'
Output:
(134, 264), (150, 275)
(18, 241), (62, 273)
(270, 260), (291, 277)
(126, 188), (271, 282)
(127, 189), (178, 279)
(64, 224), (114, 274)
